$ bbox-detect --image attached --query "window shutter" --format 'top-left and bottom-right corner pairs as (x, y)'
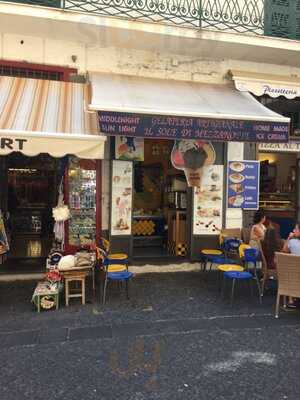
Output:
(1, 0), (61, 8)
(264, 0), (300, 40)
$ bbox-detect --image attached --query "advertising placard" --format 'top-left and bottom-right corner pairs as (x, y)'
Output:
(227, 161), (260, 210)
(98, 111), (289, 143)
(111, 160), (133, 236)
(115, 136), (144, 161)
(193, 165), (224, 235)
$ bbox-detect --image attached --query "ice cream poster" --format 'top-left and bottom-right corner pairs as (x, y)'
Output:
(171, 140), (216, 187)
(115, 136), (144, 161)
(193, 165), (224, 235)
(111, 160), (133, 236)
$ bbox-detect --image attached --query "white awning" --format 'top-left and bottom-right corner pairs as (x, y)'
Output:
(230, 70), (300, 99)
(89, 72), (290, 121)
(89, 72), (290, 143)
(0, 76), (106, 159)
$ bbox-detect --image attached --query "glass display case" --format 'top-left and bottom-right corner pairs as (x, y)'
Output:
(67, 157), (97, 248)
(259, 192), (295, 211)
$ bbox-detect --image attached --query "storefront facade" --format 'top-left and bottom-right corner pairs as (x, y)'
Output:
(0, 75), (106, 264)
(88, 72), (290, 261)
(231, 70), (300, 239)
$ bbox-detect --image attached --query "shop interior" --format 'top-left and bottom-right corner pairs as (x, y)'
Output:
(0, 154), (98, 269)
(0, 153), (59, 264)
(132, 139), (188, 259)
(259, 151), (298, 238)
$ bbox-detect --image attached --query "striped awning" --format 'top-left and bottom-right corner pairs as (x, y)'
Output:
(0, 76), (105, 159)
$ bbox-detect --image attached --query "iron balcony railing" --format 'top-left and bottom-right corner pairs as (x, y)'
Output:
(1, 0), (300, 39)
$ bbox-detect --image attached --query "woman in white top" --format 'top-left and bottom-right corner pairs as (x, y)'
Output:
(249, 211), (266, 248)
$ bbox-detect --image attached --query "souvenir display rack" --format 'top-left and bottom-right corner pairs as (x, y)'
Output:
(65, 157), (101, 253)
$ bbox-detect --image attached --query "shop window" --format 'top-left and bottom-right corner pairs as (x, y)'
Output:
(259, 95), (300, 139)
(0, 61), (77, 82)
(264, 0), (300, 40)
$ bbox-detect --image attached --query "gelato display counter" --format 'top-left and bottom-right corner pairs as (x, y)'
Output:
(259, 192), (296, 238)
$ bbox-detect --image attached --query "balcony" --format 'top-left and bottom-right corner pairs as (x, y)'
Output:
(0, 0), (299, 39)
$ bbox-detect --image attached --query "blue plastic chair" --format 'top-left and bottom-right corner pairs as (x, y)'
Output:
(223, 238), (242, 257)
(102, 256), (133, 305)
(244, 248), (262, 299)
(222, 268), (262, 305)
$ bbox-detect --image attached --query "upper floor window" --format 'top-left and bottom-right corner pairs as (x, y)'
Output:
(0, 61), (77, 82)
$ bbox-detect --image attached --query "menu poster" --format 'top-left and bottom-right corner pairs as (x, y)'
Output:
(193, 165), (224, 235)
(111, 160), (133, 236)
(227, 161), (260, 210)
(115, 136), (144, 161)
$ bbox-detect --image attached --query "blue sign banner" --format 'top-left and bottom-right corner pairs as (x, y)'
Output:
(227, 161), (260, 210)
(98, 111), (289, 143)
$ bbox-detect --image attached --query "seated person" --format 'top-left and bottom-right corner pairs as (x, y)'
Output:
(282, 222), (300, 308)
(261, 225), (284, 270)
(283, 222), (300, 256)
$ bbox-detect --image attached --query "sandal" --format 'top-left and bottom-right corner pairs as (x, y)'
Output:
(287, 303), (297, 309)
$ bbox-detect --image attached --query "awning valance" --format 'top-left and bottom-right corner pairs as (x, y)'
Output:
(0, 76), (106, 159)
(230, 70), (300, 100)
(89, 72), (290, 143)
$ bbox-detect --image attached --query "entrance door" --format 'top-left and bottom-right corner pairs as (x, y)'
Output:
(0, 156), (8, 213)
(5, 153), (58, 261)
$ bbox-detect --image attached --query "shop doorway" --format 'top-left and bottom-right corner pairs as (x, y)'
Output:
(2, 153), (59, 264)
(132, 139), (189, 260)
(259, 151), (298, 238)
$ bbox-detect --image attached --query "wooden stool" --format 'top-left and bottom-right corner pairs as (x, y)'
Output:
(62, 270), (89, 306)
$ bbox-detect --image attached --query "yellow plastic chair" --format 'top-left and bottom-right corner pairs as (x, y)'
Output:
(217, 264), (244, 292)
(239, 243), (251, 259)
(100, 237), (128, 263)
(201, 249), (223, 271)
(96, 247), (127, 272)
(201, 249), (223, 256)
(217, 264), (244, 273)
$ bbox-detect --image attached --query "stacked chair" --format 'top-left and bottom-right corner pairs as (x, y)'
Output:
(220, 243), (262, 305)
(96, 238), (133, 304)
(201, 231), (263, 306)
(200, 231), (241, 273)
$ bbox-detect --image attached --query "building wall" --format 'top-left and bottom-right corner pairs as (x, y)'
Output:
(1, 34), (300, 82)
(0, 12), (298, 250)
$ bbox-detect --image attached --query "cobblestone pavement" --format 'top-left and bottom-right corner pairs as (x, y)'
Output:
(0, 271), (299, 400)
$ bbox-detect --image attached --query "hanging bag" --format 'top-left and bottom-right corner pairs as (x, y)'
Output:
(52, 179), (70, 222)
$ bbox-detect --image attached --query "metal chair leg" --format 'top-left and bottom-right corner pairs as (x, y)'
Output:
(102, 276), (108, 305)
(249, 278), (254, 297)
(275, 293), (280, 318)
(230, 278), (236, 306)
(125, 279), (129, 299)
(217, 270), (221, 292)
(255, 276), (262, 304)
(261, 273), (268, 297)
(221, 274), (226, 299)
(283, 296), (287, 308)
(92, 267), (96, 294)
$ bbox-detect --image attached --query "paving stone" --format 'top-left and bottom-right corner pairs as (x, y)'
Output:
(69, 325), (112, 341)
(0, 329), (39, 348)
(38, 328), (69, 344)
